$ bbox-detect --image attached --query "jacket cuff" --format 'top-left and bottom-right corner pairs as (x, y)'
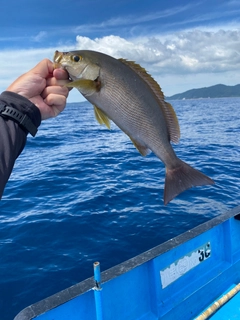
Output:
(0, 91), (41, 129)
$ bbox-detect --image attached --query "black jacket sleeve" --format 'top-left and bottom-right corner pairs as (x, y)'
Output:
(0, 91), (41, 198)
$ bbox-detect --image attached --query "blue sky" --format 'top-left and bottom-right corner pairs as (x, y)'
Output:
(1, 0), (240, 102)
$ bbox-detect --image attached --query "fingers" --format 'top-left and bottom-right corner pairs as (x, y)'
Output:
(31, 61), (70, 119)
(46, 68), (71, 87)
(40, 81), (69, 118)
(41, 85), (69, 100)
(41, 67), (70, 119)
(47, 65), (70, 98)
(53, 68), (69, 80)
(31, 60), (69, 81)
(43, 93), (67, 117)
(46, 78), (71, 86)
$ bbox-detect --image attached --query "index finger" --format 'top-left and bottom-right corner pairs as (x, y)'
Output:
(53, 68), (69, 80)
(46, 77), (71, 87)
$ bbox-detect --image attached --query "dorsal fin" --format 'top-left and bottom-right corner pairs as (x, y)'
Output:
(163, 102), (180, 143)
(119, 59), (180, 143)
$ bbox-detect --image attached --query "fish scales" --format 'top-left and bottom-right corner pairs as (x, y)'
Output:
(96, 59), (172, 160)
(54, 50), (214, 204)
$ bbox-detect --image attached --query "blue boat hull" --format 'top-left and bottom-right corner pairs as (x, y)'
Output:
(15, 206), (240, 320)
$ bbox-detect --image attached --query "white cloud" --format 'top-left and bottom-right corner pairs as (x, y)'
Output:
(0, 46), (81, 102)
(75, 30), (240, 96)
(0, 48), (53, 88)
(1, 28), (239, 101)
(31, 31), (47, 42)
(76, 30), (240, 74)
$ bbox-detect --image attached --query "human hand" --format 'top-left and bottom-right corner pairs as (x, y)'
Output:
(6, 59), (70, 120)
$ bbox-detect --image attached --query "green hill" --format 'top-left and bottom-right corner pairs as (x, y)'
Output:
(166, 84), (240, 100)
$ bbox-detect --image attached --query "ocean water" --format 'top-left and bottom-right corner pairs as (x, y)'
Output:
(0, 98), (239, 320)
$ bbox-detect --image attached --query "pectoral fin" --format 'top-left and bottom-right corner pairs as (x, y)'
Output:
(94, 105), (111, 129)
(65, 78), (101, 96)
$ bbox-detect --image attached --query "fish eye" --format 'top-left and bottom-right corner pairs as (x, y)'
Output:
(72, 55), (81, 62)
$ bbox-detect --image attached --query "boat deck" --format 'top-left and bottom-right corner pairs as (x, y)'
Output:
(211, 288), (240, 319)
(14, 206), (240, 320)
(195, 283), (240, 319)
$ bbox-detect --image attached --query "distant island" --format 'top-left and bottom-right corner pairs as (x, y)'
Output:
(166, 84), (240, 100)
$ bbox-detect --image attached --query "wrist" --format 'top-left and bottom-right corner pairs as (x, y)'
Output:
(0, 104), (38, 136)
(0, 91), (41, 133)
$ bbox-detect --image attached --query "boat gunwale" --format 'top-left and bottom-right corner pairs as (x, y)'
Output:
(14, 205), (240, 320)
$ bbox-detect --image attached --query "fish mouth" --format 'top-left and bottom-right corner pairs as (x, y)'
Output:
(54, 50), (63, 63)
(53, 50), (65, 69)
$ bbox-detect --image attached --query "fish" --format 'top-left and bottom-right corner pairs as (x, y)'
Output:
(53, 50), (214, 205)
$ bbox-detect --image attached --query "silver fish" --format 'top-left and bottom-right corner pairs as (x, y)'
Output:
(54, 50), (214, 204)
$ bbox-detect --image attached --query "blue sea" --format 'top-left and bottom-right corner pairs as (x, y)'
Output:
(0, 98), (239, 320)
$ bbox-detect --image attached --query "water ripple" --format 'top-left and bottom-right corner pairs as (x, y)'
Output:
(0, 99), (240, 319)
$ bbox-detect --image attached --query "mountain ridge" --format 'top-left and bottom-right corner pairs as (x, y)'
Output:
(166, 84), (240, 100)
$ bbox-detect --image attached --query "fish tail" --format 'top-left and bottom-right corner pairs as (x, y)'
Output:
(164, 160), (214, 205)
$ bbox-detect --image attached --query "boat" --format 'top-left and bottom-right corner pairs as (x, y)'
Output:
(15, 205), (240, 320)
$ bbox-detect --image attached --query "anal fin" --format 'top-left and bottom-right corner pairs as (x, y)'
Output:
(130, 138), (150, 156)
